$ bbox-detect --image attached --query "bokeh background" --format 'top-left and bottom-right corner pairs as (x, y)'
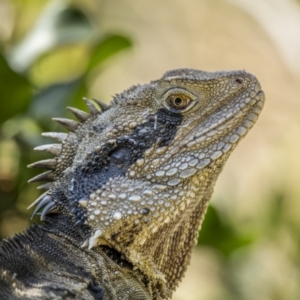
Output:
(0, 0), (300, 299)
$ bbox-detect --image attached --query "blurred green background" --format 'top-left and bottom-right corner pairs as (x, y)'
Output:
(0, 1), (300, 299)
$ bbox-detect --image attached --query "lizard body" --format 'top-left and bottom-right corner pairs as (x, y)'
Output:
(0, 69), (265, 299)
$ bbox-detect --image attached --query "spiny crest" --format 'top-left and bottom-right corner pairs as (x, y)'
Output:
(111, 83), (153, 106)
(27, 98), (111, 220)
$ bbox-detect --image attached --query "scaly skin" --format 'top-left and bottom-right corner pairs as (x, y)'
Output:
(0, 69), (265, 299)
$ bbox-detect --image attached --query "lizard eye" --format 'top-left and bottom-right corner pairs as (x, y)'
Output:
(162, 88), (198, 114)
(166, 94), (192, 110)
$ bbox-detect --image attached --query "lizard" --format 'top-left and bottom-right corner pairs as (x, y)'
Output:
(0, 68), (265, 300)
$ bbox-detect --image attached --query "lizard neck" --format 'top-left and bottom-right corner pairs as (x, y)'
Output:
(99, 168), (219, 298)
(138, 177), (215, 294)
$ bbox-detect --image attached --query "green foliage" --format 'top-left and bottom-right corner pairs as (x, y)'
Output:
(198, 205), (253, 256)
(87, 35), (133, 73)
(0, 54), (32, 123)
(28, 34), (132, 127)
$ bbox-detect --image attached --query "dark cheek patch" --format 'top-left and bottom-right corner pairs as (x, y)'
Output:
(60, 108), (182, 228)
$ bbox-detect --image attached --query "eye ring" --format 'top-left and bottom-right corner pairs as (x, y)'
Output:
(166, 94), (192, 110)
(162, 88), (198, 114)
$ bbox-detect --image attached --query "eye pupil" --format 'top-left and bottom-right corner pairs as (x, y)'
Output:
(174, 97), (182, 106)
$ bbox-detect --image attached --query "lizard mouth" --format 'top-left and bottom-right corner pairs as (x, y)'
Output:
(181, 87), (265, 150)
(215, 89), (265, 131)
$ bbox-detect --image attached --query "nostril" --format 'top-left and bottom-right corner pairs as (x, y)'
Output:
(235, 77), (244, 84)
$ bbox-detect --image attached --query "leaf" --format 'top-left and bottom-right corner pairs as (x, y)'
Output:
(8, 1), (95, 72)
(86, 34), (133, 73)
(0, 53), (32, 125)
(268, 192), (284, 229)
(28, 78), (81, 129)
(27, 34), (133, 126)
(198, 205), (254, 256)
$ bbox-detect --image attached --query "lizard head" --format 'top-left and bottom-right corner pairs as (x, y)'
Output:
(28, 68), (264, 291)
